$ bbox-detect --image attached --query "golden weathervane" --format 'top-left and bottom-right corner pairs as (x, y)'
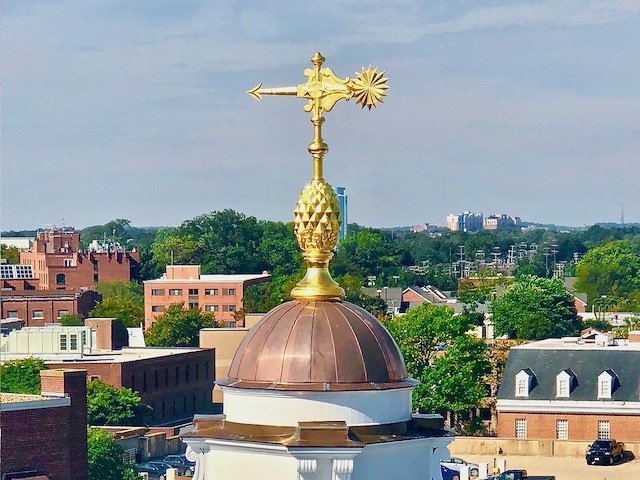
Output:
(248, 52), (388, 301)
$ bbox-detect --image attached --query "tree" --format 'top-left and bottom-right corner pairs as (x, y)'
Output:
(613, 315), (640, 339)
(90, 281), (145, 327)
(1, 244), (20, 264)
(59, 313), (84, 326)
(575, 240), (640, 311)
(88, 428), (138, 480)
(87, 379), (151, 426)
(490, 275), (580, 340)
(145, 303), (217, 347)
(384, 304), (489, 429)
(0, 358), (47, 394)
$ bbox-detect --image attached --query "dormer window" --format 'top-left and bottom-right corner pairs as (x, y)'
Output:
(515, 369), (535, 398)
(556, 369), (576, 398)
(597, 370), (617, 399)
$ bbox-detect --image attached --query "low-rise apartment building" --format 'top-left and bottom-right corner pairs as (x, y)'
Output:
(497, 334), (640, 442)
(144, 265), (270, 328)
(1, 289), (102, 326)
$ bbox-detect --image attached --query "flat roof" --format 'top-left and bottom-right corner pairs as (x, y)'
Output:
(0, 393), (46, 403)
(144, 273), (270, 284)
(515, 337), (640, 351)
(45, 346), (212, 364)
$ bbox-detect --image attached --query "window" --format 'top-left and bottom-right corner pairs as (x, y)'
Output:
(186, 365), (190, 383)
(63, 259), (73, 267)
(189, 302), (199, 309)
(151, 305), (165, 313)
(222, 304), (236, 312)
(7, 311), (18, 318)
(165, 368), (169, 387)
(598, 420), (610, 439)
(183, 396), (187, 412)
(57, 310), (69, 318)
(205, 361), (210, 379)
(70, 334), (78, 350)
(175, 366), (180, 386)
(92, 259), (99, 271)
(143, 372), (147, 393)
(598, 370), (616, 399)
(89, 375), (101, 382)
(94, 274), (99, 283)
(515, 418), (527, 439)
(32, 310), (44, 319)
(188, 289), (199, 295)
(204, 305), (219, 312)
(205, 289), (218, 296)
(515, 369), (534, 397)
(131, 375), (136, 391)
(56, 273), (66, 285)
(60, 334), (68, 351)
(556, 419), (568, 440)
(223, 288), (236, 296)
(162, 401), (166, 419)
(169, 289), (183, 296)
(154, 370), (159, 389)
(196, 363), (199, 381)
(151, 289), (164, 296)
(557, 379), (569, 397)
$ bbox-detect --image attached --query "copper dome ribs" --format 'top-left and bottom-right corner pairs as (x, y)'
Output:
(221, 301), (412, 391)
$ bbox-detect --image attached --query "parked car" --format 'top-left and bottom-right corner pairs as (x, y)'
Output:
(163, 454), (196, 476)
(136, 463), (168, 480)
(487, 469), (555, 480)
(585, 439), (625, 465)
(441, 465), (461, 480)
(440, 457), (479, 477)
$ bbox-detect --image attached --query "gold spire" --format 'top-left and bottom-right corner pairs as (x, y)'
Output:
(248, 52), (388, 301)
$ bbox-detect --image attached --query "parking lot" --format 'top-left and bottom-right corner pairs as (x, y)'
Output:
(460, 453), (640, 479)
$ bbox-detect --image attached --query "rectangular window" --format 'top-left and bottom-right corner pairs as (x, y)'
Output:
(205, 361), (210, 379)
(92, 260), (99, 271)
(598, 420), (610, 440)
(175, 366), (180, 386)
(143, 372), (147, 393)
(151, 289), (164, 296)
(204, 288), (218, 296)
(222, 304), (237, 312)
(154, 370), (159, 389)
(186, 365), (190, 383)
(63, 259), (73, 267)
(556, 419), (568, 440)
(204, 305), (219, 312)
(132, 375), (136, 391)
(188, 289), (199, 295)
(32, 310), (44, 319)
(196, 363), (199, 381)
(59, 334), (68, 351)
(93, 274), (99, 283)
(516, 378), (527, 396)
(70, 334), (78, 350)
(189, 302), (199, 309)
(599, 379), (610, 398)
(168, 289), (183, 296)
(222, 288), (236, 296)
(7, 311), (18, 318)
(557, 379), (568, 397)
(57, 310), (69, 318)
(151, 305), (165, 313)
(515, 418), (527, 439)
(165, 368), (169, 387)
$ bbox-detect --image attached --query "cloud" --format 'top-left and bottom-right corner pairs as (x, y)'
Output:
(425, 0), (640, 34)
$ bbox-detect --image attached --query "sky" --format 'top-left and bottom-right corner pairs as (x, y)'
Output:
(2, 0), (639, 231)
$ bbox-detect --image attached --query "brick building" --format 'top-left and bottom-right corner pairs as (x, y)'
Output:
(1, 289), (102, 326)
(497, 334), (640, 442)
(143, 265), (270, 328)
(1, 318), (216, 425)
(0, 369), (88, 480)
(20, 228), (139, 291)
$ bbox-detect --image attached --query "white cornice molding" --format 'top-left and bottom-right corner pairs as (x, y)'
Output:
(497, 399), (640, 415)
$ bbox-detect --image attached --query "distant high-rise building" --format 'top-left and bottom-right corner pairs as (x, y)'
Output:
(484, 214), (521, 230)
(336, 186), (348, 240)
(446, 211), (483, 232)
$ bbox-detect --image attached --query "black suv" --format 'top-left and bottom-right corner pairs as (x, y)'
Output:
(585, 439), (624, 465)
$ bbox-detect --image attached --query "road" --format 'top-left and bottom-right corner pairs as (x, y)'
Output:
(461, 453), (640, 480)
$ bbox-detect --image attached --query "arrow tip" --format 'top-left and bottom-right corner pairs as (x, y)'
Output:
(247, 83), (263, 101)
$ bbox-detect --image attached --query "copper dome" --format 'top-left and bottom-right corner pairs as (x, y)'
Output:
(220, 301), (413, 391)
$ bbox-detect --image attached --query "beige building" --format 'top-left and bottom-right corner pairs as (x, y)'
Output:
(143, 265), (270, 329)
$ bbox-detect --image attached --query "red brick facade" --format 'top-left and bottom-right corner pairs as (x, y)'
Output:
(20, 229), (139, 292)
(1, 289), (101, 326)
(0, 369), (87, 480)
(498, 411), (640, 442)
(47, 348), (216, 425)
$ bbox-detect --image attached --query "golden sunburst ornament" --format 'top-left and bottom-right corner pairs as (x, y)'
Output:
(352, 66), (389, 110)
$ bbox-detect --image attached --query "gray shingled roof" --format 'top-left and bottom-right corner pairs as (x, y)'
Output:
(497, 347), (640, 402)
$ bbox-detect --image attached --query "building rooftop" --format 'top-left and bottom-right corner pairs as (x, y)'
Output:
(48, 346), (210, 364)
(0, 393), (46, 403)
(514, 336), (640, 351)
(145, 272), (271, 284)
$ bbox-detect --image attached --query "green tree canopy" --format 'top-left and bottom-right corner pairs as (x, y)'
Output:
(0, 357), (47, 394)
(90, 281), (145, 327)
(384, 304), (489, 428)
(1, 244), (21, 264)
(88, 428), (137, 480)
(59, 313), (84, 326)
(575, 239), (640, 311)
(145, 303), (218, 347)
(490, 275), (580, 340)
(87, 379), (151, 426)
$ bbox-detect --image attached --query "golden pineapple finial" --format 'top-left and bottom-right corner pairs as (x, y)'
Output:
(248, 53), (388, 301)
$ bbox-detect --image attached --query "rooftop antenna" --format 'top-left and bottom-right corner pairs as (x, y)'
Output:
(621, 202), (625, 225)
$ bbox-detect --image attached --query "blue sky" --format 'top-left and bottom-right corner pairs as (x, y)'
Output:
(2, 0), (639, 230)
